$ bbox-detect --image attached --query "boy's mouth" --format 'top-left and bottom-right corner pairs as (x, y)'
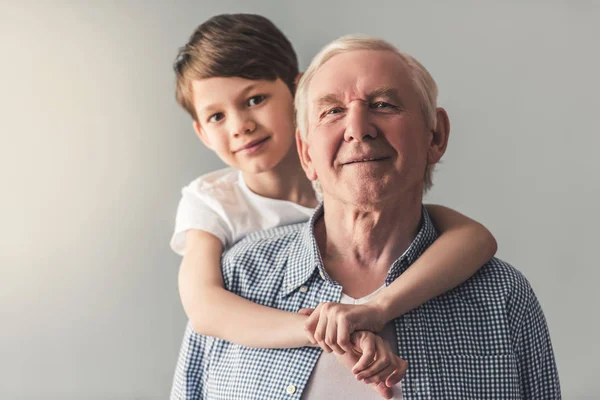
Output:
(234, 137), (270, 153)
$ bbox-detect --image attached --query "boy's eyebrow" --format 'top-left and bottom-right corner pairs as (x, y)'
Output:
(199, 83), (261, 115)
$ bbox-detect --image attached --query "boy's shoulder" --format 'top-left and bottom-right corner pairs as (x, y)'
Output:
(184, 167), (240, 195)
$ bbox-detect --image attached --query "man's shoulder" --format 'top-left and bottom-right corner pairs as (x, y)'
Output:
(221, 223), (306, 280)
(226, 223), (305, 254)
(475, 257), (532, 294)
(456, 257), (536, 316)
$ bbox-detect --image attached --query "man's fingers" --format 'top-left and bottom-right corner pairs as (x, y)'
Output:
(298, 308), (315, 316)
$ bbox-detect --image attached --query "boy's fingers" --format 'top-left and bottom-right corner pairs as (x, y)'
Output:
(303, 307), (321, 344)
(371, 381), (393, 400)
(337, 321), (352, 353)
(363, 364), (393, 385)
(356, 341), (390, 381)
(385, 367), (404, 388)
(325, 319), (346, 354)
(352, 336), (375, 374)
(314, 313), (333, 353)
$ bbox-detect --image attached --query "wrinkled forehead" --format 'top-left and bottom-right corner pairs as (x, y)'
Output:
(307, 50), (414, 105)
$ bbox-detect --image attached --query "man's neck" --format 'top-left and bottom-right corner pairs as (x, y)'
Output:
(315, 194), (423, 297)
(242, 148), (318, 208)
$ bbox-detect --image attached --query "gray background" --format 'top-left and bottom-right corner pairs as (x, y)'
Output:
(1, 0), (598, 399)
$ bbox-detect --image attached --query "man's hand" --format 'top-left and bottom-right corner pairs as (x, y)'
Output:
(334, 330), (408, 399)
(299, 302), (386, 354)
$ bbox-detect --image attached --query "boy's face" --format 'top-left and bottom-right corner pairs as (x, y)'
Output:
(191, 77), (296, 174)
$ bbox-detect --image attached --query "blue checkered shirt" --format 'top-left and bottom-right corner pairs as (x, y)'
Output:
(171, 206), (560, 399)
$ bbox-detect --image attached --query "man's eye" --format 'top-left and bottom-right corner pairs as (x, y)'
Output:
(248, 95), (266, 107)
(208, 113), (224, 123)
(372, 102), (393, 109)
(327, 107), (343, 115)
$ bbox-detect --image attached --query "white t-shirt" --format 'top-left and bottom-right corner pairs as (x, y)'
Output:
(302, 286), (403, 399)
(170, 167), (316, 255)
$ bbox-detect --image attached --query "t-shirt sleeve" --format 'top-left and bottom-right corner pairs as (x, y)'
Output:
(170, 186), (232, 256)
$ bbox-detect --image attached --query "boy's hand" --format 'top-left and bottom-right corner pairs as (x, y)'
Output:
(299, 302), (386, 354)
(334, 330), (408, 399)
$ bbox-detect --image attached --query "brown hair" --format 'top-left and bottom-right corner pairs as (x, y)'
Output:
(174, 14), (299, 121)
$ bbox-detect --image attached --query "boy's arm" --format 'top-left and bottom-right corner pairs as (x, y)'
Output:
(373, 204), (497, 322)
(178, 229), (311, 348)
(303, 205), (497, 353)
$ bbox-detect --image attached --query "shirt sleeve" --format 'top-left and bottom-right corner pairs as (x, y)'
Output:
(515, 288), (562, 399)
(170, 186), (232, 256)
(170, 322), (213, 399)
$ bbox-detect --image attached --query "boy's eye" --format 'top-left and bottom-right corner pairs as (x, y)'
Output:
(247, 95), (266, 107)
(208, 112), (224, 123)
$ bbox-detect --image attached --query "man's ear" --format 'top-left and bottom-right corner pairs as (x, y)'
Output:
(193, 120), (213, 150)
(295, 129), (318, 181)
(427, 107), (450, 165)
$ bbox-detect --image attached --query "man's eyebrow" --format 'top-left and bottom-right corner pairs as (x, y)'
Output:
(367, 86), (403, 103)
(315, 93), (342, 110)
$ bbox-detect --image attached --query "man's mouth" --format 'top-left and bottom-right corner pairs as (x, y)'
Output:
(342, 156), (390, 165)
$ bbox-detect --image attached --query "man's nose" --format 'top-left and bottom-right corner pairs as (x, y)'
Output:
(343, 104), (377, 142)
(229, 113), (256, 137)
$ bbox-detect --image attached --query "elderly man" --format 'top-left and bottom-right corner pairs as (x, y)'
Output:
(171, 35), (560, 399)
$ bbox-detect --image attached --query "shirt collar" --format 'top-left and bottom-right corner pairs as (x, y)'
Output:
(281, 203), (439, 297)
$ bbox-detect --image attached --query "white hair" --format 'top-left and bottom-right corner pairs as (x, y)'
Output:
(294, 34), (439, 193)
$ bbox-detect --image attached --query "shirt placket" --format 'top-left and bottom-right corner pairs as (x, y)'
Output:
(390, 260), (432, 400)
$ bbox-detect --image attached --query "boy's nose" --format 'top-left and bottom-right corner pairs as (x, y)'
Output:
(230, 115), (256, 137)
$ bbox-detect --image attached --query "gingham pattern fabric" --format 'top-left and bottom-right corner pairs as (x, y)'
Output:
(170, 206), (561, 399)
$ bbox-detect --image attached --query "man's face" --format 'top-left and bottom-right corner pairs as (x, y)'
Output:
(299, 50), (436, 205)
(192, 77), (296, 174)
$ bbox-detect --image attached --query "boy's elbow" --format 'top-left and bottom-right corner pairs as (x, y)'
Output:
(190, 316), (210, 336)
(182, 296), (214, 336)
(480, 226), (498, 257)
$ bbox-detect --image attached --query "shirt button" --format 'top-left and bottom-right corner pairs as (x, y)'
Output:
(299, 285), (308, 293)
(286, 384), (296, 395)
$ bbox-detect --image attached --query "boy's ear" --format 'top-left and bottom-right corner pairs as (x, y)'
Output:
(294, 72), (305, 87)
(193, 120), (213, 150)
(295, 129), (317, 181)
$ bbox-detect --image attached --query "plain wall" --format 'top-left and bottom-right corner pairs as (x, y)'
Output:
(1, 1), (598, 398)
